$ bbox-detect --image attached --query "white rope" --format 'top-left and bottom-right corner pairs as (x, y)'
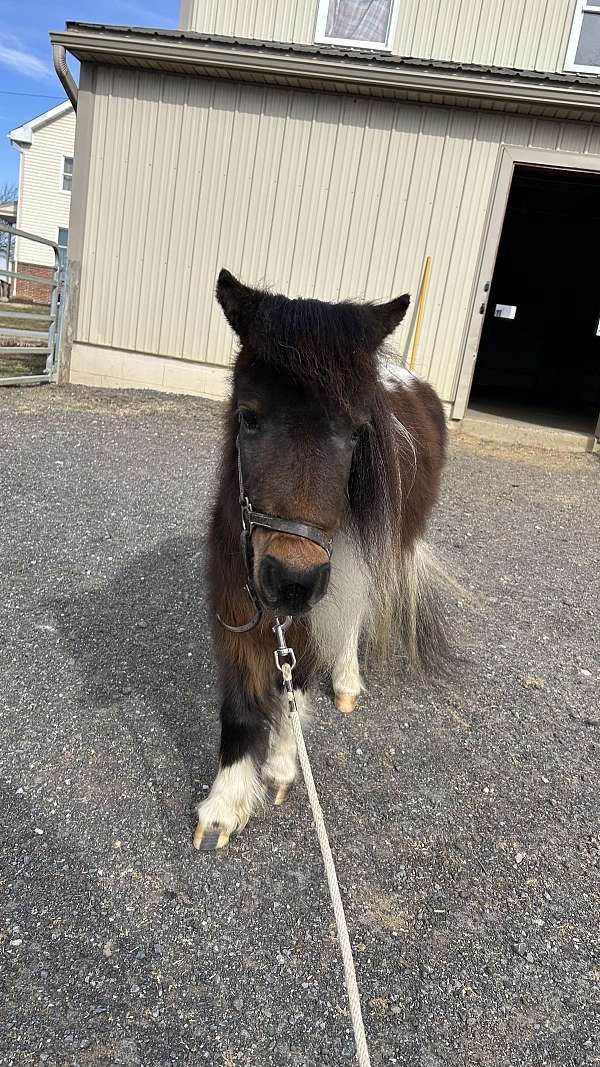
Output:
(281, 664), (372, 1067)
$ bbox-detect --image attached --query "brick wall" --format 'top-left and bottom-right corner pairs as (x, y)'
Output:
(15, 262), (54, 305)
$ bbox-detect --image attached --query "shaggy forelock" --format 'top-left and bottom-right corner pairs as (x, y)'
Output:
(245, 293), (381, 410)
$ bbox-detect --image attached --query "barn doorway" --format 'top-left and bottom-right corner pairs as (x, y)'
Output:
(468, 164), (600, 436)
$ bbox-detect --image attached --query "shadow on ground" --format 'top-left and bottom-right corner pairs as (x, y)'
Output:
(53, 535), (217, 823)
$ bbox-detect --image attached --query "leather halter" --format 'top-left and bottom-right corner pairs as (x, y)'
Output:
(217, 429), (334, 633)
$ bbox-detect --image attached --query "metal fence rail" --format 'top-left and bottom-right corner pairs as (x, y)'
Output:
(0, 221), (64, 386)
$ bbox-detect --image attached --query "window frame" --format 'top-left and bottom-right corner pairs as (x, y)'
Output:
(564, 1), (600, 74)
(61, 155), (73, 193)
(57, 226), (69, 269)
(314, 0), (401, 51)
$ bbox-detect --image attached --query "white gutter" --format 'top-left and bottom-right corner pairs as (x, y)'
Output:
(49, 28), (600, 116)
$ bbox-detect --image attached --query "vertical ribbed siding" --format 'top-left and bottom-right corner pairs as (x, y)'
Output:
(158, 79), (214, 355)
(78, 74), (108, 342)
(184, 0), (316, 43)
(394, 0), (576, 72)
(177, 80), (237, 361)
(182, 0), (578, 75)
(287, 94), (344, 296)
(77, 69), (600, 405)
(431, 112), (504, 397)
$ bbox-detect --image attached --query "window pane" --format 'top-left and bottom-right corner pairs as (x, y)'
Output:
(57, 229), (68, 269)
(575, 12), (600, 65)
(325, 0), (393, 44)
(62, 157), (73, 191)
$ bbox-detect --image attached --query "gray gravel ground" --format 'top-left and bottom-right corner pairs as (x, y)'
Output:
(0, 385), (598, 1067)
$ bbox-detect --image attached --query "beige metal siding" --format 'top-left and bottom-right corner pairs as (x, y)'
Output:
(77, 67), (600, 404)
(395, 0), (575, 73)
(15, 108), (76, 267)
(181, 0), (578, 76)
(183, 0), (316, 46)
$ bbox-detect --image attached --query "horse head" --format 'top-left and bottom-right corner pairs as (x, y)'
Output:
(216, 268), (410, 617)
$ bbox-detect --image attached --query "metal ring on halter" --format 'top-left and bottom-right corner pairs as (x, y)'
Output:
(216, 583), (262, 633)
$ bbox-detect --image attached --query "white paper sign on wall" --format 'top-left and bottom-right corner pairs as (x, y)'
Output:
(494, 304), (517, 319)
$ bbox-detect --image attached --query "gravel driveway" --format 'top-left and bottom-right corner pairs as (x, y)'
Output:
(1, 385), (598, 1067)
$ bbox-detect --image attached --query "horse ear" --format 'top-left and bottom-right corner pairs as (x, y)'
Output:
(371, 293), (411, 343)
(216, 268), (262, 337)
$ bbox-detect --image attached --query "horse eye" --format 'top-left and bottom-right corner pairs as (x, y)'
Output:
(240, 409), (260, 433)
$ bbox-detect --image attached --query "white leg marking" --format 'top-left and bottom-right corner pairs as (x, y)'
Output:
(331, 617), (363, 700)
(194, 756), (263, 848)
(310, 533), (368, 712)
(263, 691), (309, 803)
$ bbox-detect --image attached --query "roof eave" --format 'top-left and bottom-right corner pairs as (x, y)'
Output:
(49, 28), (600, 117)
(8, 126), (32, 147)
(8, 100), (73, 145)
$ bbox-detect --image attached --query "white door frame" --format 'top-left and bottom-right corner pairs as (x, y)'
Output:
(453, 144), (600, 421)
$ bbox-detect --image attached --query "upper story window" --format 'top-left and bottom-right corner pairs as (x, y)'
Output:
(62, 156), (73, 192)
(315, 0), (400, 51)
(565, 1), (600, 73)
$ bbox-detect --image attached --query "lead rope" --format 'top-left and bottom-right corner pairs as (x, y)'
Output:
(272, 618), (372, 1067)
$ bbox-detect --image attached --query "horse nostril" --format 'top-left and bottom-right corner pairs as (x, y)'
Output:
(259, 556), (330, 612)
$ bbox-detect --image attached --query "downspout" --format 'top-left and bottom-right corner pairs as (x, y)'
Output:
(53, 44), (78, 111)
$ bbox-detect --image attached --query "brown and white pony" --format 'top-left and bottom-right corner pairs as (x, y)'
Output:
(194, 269), (451, 850)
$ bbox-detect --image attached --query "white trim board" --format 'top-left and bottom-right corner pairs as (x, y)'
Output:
(9, 101), (73, 146)
(564, 1), (600, 74)
(314, 0), (401, 51)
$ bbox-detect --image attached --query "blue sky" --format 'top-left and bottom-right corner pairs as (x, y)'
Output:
(0, 0), (179, 193)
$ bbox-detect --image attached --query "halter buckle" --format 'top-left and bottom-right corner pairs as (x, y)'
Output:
(240, 497), (253, 531)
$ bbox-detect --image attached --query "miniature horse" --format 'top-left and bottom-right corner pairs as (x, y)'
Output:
(194, 269), (451, 850)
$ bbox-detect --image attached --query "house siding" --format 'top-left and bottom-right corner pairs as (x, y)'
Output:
(15, 107), (76, 270)
(180, 0), (579, 77)
(74, 66), (600, 406)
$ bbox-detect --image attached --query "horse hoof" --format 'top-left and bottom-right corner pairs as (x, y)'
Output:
(193, 822), (230, 851)
(335, 692), (357, 714)
(265, 779), (293, 806)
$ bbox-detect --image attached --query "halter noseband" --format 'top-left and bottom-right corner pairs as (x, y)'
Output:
(217, 430), (334, 633)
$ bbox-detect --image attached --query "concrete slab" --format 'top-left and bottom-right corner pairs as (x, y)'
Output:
(457, 405), (597, 453)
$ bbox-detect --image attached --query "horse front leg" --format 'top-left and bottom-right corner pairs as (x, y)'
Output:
(194, 664), (274, 851)
(262, 688), (309, 806)
(331, 615), (364, 714)
(310, 532), (367, 715)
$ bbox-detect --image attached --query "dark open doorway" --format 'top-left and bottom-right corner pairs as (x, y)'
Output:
(469, 164), (600, 435)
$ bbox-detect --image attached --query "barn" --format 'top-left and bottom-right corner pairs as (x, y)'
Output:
(50, 1), (600, 437)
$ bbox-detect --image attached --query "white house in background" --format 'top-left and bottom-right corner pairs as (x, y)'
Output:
(8, 100), (75, 303)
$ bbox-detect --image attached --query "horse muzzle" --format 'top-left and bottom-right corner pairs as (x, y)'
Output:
(257, 555), (330, 616)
